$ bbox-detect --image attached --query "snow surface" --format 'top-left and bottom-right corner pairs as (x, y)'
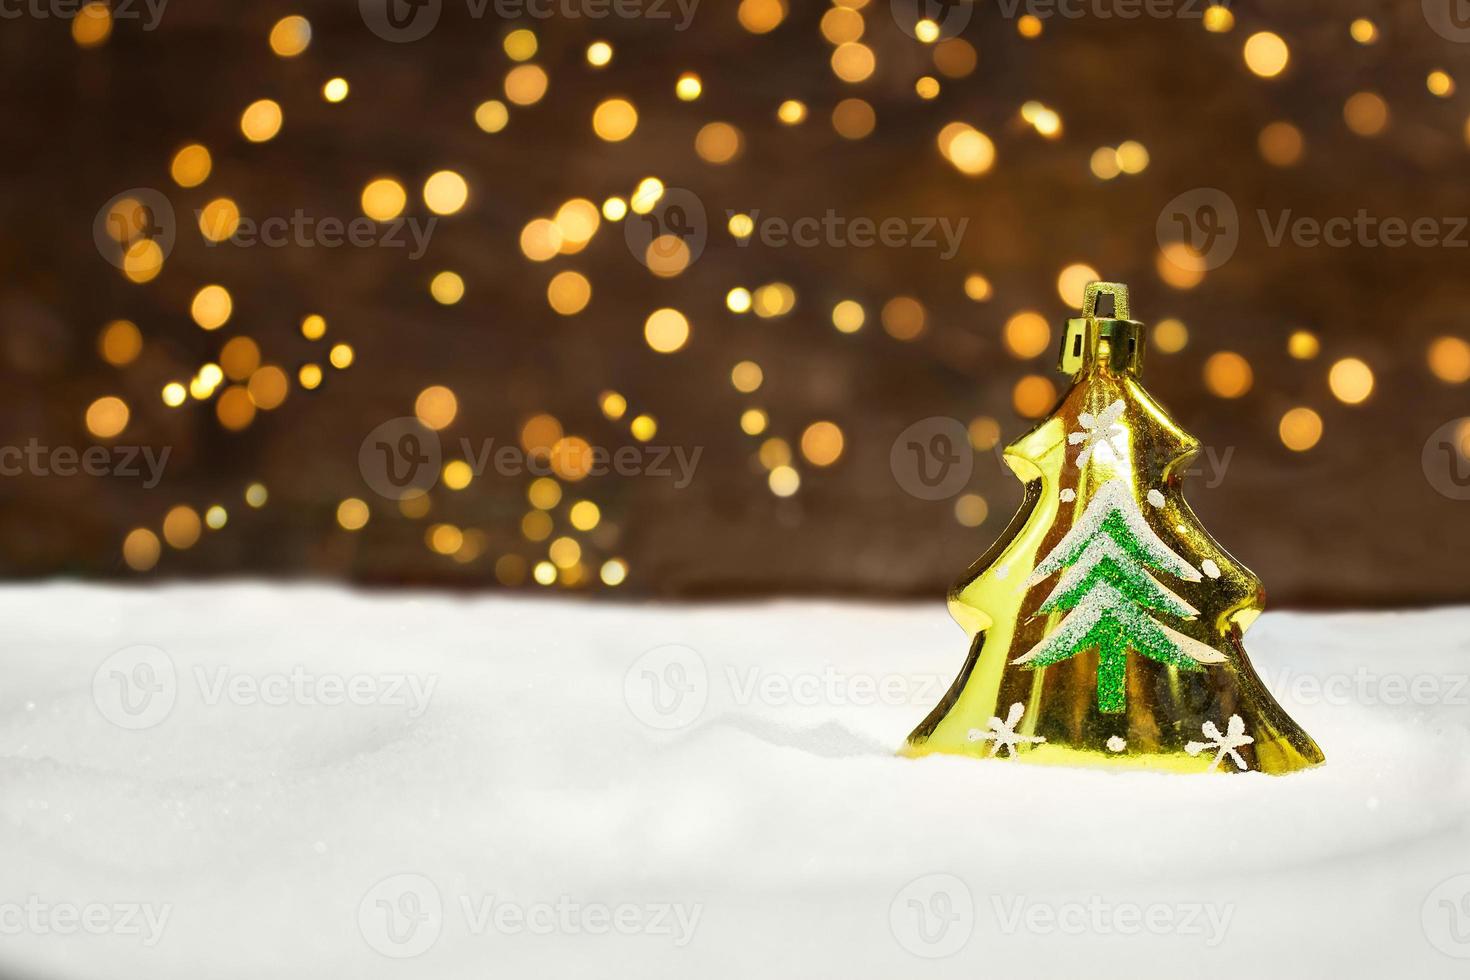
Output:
(4, 584), (1470, 979)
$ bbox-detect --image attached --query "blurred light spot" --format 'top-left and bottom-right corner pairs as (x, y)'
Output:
(1056, 264), (1098, 308)
(968, 417), (1000, 451)
(323, 77), (350, 103)
(963, 274), (992, 301)
(933, 38), (976, 78)
(220, 336), (260, 380)
(1428, 336), (1470, 383)
(337, 498), (370, 530)
(205, 505), (228, 530)
(741, 408), (768, 436)
(199, 197), (240, 242)
(247, 365), (289, 410)
(881, 296), (926, 340)
(1258, 121), (1303, 167)
(475, 100), (509, 133)
(600, 559), (627, 587)
(728, 213), (754, 238)
(832, 300), (865, 333)
(528, 477), (562, 510)
(547, 271), (591, 315)
(442, 461), (473, 490)
(191, 285), (233, 330)
(645, 235), (691, 277)
(800, 421), (844, 466)
(86, 396), (129, 438)
(123, 528), (160, 571)
(586, 41), (613, 66)
(1012, 375), (1057, 417)
(915, 76), (940, 99)
(170, 144), (212, 188)
(570, 501), (601, 531)
(676, 72), (702, 101)
(1152, 318), (1189, 353)
(831, 42), (875, 83)
(778, 99), (807, 124)
(240, 99), (283, 142)
(416, 386), (458, 430)
(1328, 357), (1374, 404)
(630, 414), (657, 441)
(503, 28), (537, 61)
(1156, 243), (1206, 290)
(72, 2), (111, 46)
(505, 65), (548, 106)
(361, 178), (407, 221)
(424, 170), (469, 215)
(599, 391), (627, 420)
(1202, 4), (1233, 31)
(593, 98), (639, 141)
(726, 287), (753, 313)
(1004, 310), (1050, 358)
(1343, 92), (1388, 137)
(215, 386), (255, 430)
(1279, 407), (1322, 451)
(520, 218), (563, 260)
(162, 383), (187, 407)
(533, 560), (557, 585)
(1287, 330), (1320, 359)
(602, 196), (627, 221)
(245, 483), (268, 507)
(731, 360), (763, 392)
(1428, 70), (1455, 97)
(1090, 147), (1120, 180)
(645, 308), (690, 353)
(738, 0), (786, 34)
(329, 343), (354, 369)
(1349, 18), (1377, 44)
(1243, 32), (1289, 78)
(955, 494), (988, 527)
(1017, 14), (1042, 37)
(298, 364), (323, 389)
(768, 465), (800, 496)
(301, 314), (327, 340)
(832, 98), (875, 139)
(122, 240), (164, 283)
(695, 122), (743, 163)
(759, 437), (790, 469)
(820, 5), (863, 43)
(1204, 351), (1253, 398)
(430, 271), (464, 305)
(1115, 141), (1148, 173)
(99, 320), (142, 366)
(269, 16), (311, 57)
(521, 414), (563, 455)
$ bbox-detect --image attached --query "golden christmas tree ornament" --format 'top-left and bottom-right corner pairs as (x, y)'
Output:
(903, 282), (1324, 774)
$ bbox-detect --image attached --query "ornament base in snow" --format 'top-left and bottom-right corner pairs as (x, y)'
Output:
(902, 282), (1324, 774)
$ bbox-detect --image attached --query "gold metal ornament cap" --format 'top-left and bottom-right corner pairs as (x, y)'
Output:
(1057, 281), (1145, 378)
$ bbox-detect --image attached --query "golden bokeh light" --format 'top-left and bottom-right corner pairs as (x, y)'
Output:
(240, 99), (283, 142)
(1327, 357), (1374, 404)
(800, 421), (844, 466)
(1056, 264), (1099, 308)
(503, 28), (537, 62)
(832, 299), (865, 333)
(731, 360), (763, 392)
(1202, 4), (1233, 31)
(880, 296), (926, 341)
(1343, 92), (1389, 137)
(1428, 70), (1455, 98)
(547, 271), (592, 315)
(245, 483), (269, 508)
(1258, 121), (1304, 167)
(645, 235), (691, 277)
(740, 409), (768, 436)
(475, 100), (509, 133)
(85, 396), (129, 438)
(1243, 32), (1289, 78)
(676, 73), (703, 101)
(738, 0), (787, 34)
(323, 77), (350, 103)
(1428, 336), (1470, 383)
(1004, 310), (1051, 358)
(831, 98), (875, 139)
(123, 528), (160, 571)
(600, 391), (627, 420)
(163, 505), (202, 550)
(527, 476), (562, 510)
(162, 383), (187, 407)
(301, 314), (327, 340)
(330, 343), (355, 369)
(247, 365), (289, 410)
(600, 559), (628, 587)
(170, 143), (212, 188)
(593, 98), (639, 141)
(521, 414), (563, 455)
(191, 285), (233, 330)
(1203, 351), (1253, 398)
(768, 464), (800, 497)
(442, 461), (473, 490)
(519, 218), (563, 261)
(215, 386), (256, 431)
(505, 64), (549, 106)
(99, 320), (142, 366)
(644, 308), (691, 353)
(630, 414), (658, 441)
(968, 417), (1000, 451)
(268, 15), (311, 57)
(1012, 375), (1057, 418)
(298, 364), (323, 390)
(695, 122), (743, 164)
(1349, 18), (1377, 44)
(122, 240), (164, 283)
(362, 178), (407, 221)
(831, 42), (875, 83)
(423, 170), (469, 215)
(1152, 318), (1188, 354)
(964, 274), (992, 301)
(569, 500), (601, 531)
(955, 493), (989, 528)
(1279, 407), (1323, 451)
(72, 2), (111, 47)
(933, 38), (977, 77)
(220, 336), (261, 381)
(1288, 330), (1320, 359)
(778, 99), (807, 124)
(337, 498), (370, 531)
(198, 197), (241, 242)
(415, 386), (459, 430)
(430, 271), (465, 305)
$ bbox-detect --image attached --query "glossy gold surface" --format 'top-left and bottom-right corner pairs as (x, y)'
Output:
(902, 283), (1324, 774)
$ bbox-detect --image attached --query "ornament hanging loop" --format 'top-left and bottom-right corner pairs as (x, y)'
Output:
(1059, 281), (1145, 378)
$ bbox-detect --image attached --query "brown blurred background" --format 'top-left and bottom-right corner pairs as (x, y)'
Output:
(2, 0), (1468, 604)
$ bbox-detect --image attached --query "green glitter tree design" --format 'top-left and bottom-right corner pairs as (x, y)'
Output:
(1012, 478), (1225, 712)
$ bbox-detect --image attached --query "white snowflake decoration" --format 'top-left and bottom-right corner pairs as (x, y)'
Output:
(1068, 398), (1127, 468)
(1185, 714), (1254, 772)
(1146, 488), (1165, 509)
(1106, 735), (1127, 753)
(967, 702), (1046, 758)
(1059, 488), (1077, 503)
(1201, 559), (1222, 579)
